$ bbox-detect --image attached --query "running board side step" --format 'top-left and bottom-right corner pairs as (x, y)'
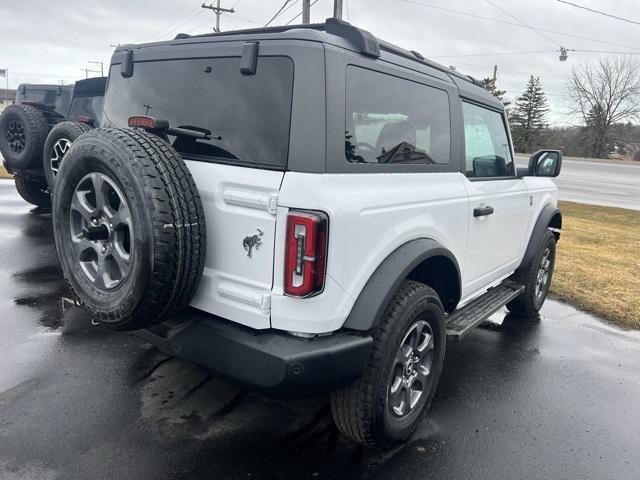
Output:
(446, 281), (525, 343)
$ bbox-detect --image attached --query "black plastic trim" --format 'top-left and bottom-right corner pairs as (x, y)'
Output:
(519, 204), (562, 269)
(343, 238), (461, 331)
(134, 309), (373, 399)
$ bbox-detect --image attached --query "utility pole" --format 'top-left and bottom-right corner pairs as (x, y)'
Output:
(201, 1), (235, 33)
(333, 0), (343, 20)
(89, 61), (104, 77)
(81, 68), (100, 79)
(491, 64), (498, 94)
(302, 0), (311, 24)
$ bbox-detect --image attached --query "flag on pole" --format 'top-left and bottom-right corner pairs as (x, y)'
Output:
(0, 69), (6, 78)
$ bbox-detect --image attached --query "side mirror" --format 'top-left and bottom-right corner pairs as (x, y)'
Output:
(528, 149), (563, 177)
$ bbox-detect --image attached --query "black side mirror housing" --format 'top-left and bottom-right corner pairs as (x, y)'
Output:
(527, 149), (563, 177)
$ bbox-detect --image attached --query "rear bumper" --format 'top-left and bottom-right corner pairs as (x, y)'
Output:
(134, 309), (373, 399)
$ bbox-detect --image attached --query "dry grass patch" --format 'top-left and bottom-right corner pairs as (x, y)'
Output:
(551, 201), (640, 329)
(0, 163), (11, 179)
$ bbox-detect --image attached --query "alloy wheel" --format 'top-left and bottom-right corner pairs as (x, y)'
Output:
(535, 247), (552, 300)
(7, 120), (26, 153)
(387, 320), (435, 418)
(69, 172), (133, 290)
(50, 138), (72, 177)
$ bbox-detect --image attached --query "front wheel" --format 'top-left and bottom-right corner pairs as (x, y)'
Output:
(330, 280), (446, 447)
(507, 230), (557, 317)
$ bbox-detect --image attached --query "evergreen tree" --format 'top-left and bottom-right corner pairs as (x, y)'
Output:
(480, 77), (509, 106)
(510, 76), (549, 153)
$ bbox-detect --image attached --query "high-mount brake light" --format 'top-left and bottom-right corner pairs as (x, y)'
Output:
(284, 210), (328, 297)
(128, 116), (157, 129)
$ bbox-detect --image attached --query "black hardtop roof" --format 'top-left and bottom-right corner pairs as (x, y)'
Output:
(17, 83), (74, 92)
(73, 77), (107, 96)
(114, 18), (499, 107)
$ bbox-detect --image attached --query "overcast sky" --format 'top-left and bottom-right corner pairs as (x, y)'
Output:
(1, 0), (639, 124)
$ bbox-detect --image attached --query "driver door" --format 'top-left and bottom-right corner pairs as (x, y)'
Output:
(461, 101), (530, 298)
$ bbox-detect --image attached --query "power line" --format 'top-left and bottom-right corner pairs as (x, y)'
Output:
(556, 0), (640, 27)
(264, 0), (296, 27)
(402, 0), (640, 51)
(432, 48), (640, 59)
(485, 0), (562, 47)
(285, 0), (319, 25)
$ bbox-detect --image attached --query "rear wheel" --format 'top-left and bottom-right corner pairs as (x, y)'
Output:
(330, 280), (446, 447)
(52, 128), (206, 330)
(14, 175), (51, 207)
(0, 104), (49, 171)
(507, 230), (557, 317)
(43, 121), (93, 189)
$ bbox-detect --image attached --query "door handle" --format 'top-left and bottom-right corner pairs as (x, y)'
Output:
(473, 205), (494, 217)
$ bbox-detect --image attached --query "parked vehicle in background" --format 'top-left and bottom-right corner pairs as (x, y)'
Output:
(0, 77), (106, 206)
(51, 19), (563, 447)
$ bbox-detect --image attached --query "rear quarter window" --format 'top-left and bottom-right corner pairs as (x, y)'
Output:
(102, 56), (294, 170)
(345, 66), (451, 166)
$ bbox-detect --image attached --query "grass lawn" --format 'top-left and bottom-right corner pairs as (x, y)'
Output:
(551, 201), (640, 329)
(0, 163), (11, 178)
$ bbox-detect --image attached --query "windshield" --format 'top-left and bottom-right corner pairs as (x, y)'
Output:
(102, 56), (294, 169)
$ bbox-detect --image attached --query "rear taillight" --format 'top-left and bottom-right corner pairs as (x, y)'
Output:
(284, 210), (328, 297)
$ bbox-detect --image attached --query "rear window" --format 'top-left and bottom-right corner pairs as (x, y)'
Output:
(17, 88), (71, 115)
(68, 96), (104, 126)
(102, 56), (294, 169)
(345, 66), (450, 165)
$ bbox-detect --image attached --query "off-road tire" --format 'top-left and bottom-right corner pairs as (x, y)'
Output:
(0, 104), (49, 171)
(507, 230), (556, 317)
(14, 175), (51, 207)
(43, 121), (93, 189)
(52, 128), (206, 330)
(330, 280), (446, 447)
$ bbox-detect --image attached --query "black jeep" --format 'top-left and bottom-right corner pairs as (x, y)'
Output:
(0, 77), (107, 206)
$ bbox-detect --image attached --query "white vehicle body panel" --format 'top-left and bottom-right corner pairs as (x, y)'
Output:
(271, 171), (469, 333)
(186, 161), (283, 330)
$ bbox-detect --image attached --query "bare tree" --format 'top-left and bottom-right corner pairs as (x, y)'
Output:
(564, 56), (640, 158)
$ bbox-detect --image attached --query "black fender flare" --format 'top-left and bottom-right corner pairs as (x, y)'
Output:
(343, 238), (461, 331)
(519, 203), (562, 270)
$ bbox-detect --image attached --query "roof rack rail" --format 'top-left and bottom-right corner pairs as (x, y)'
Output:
(172, 18), (380, 58)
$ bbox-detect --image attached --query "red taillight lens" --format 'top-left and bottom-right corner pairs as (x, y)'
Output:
(77, 115), (94, 124)
(284, 210), (328, 297)
(128, 116), (157, 129)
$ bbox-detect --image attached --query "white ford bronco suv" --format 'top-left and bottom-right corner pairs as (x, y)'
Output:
(51, 19), (562, 447)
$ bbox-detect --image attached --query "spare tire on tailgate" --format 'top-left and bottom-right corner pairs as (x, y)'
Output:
(52, 128), (207, 330)
(0, 103), (49, 171)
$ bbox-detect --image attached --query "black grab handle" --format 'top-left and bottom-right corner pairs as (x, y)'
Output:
(473, 206), (494, 217)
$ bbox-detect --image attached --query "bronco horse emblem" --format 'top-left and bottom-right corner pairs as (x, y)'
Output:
(243, 228), (264, 258)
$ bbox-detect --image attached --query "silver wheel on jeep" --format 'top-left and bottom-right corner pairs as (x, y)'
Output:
(535, 247), (552, 301)
(388, 320), (435, 418)
(50, 137), (72, 178)
(69, 172), (133, 291)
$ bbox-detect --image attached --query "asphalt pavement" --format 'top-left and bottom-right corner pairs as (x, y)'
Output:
(1, 179), (640, 480)
(515, 156), (640, 211)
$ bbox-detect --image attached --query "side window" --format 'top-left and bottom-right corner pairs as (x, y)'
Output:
(345, 66), (450, 165)
(462, 102), (514, 178)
